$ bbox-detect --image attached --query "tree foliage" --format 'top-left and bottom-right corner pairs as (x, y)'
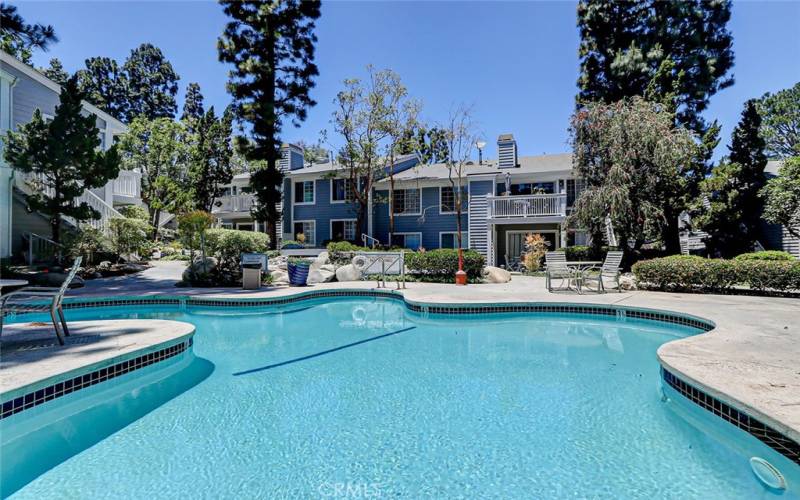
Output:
(576, 0), (734, 135)
(117, 116), (191, 238)
(181, 82), (205, 127)
(188, 106), (235, 213)
(697, 100), (768, 257)
(0, 2), (57, 63)
(76, 43), (179, 123)
(440, 105), (478, 252)
(756, 82), (800, 159)
(218, 0), (321, 248)
(761, 156), (800, 239)
(568, 97), (697, 256)
(41, 58), (69, 85)
(3, 76), (120, 243)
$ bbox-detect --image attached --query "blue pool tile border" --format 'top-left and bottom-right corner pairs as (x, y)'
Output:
(662, 368), (800, 466)
(0, 338), (192, 420)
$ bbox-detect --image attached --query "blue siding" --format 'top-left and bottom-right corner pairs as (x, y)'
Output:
(374, 186), (468, 249)
(292, 178), (363, 244)
(469, 180), (494, 197)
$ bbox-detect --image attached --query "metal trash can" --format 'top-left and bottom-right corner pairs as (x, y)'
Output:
(241, 253), (267, 290)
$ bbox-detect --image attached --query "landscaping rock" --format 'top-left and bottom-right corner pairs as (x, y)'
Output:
(313, 251), (330, 267)
(482, 266), (512, 284)
(98, 261), (112, 270)
(269, 256), (288, 271)
(270, 269), (289, 284)
(308, 264), (336, 284)
(619, 273), (637, 291)
(335, 264), (362, 282)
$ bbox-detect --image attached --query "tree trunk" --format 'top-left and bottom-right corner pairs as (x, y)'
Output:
(662, 214), (682, 255)
(388, 174), (395, 237)
(50, 214), (61, 244)
(152, 209), (161, 241)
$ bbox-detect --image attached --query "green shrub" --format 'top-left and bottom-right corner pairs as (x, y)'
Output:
(404, 249), (485, 283)
(117, 205), (150, 222)
(327, 241), (364, 265)
(108, 217), (153, 261)
(281, 240), (303, 249)
(632, 255), (800, 293)
(205, 228), (270, 273)
(556, 245), (617, 261)
(63, 226), (109, 265)
(734, 251), (794, 261)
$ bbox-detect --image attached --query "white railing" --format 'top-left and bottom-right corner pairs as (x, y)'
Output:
(487, 193), (567, 218)
(24, 232), (63, 265)
(113, 170), (141, 198)
(213, 194), (254, 213)
(70, 189), (123, 231)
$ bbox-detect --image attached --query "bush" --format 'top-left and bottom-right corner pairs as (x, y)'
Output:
(734, 251), (794, 261)
(177, 211), (215, 259)
(632, 255), (800, 293)
(205, 228), (270, 274)
(404, 249), (485, 283)
(281, 240), (304, 249)
(117, 205), (150, 222)
(108, 217), (152, 261)
(327, 241), (363, 265)
(556, 245), (617, 261)
(63, 226), (109, 265)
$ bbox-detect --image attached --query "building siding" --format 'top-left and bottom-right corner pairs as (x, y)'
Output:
(373, 186), (468, 249)
(292, 178), (363, 244)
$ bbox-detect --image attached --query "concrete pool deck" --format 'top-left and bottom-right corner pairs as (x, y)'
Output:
(9, 262), (800, 444)
(0, 319), (195, 395)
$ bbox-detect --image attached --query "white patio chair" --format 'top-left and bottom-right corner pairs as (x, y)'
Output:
(0, 257), (82, 345)
(545, 252), (576, 292)
(581, 251), (624, 293)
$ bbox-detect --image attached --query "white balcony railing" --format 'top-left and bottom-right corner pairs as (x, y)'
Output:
(113, 170), (142, 198)
(487, 193), (567, 219)
(213, 193), (254, 213)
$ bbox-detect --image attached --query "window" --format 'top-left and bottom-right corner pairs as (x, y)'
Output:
(392, 188), (420, 215)
(220, 222), (233, 229)
(496, 182), (555, 196)
(236, 223), (254, 231)
(567, 178), (585, 207)
(440, 232), (468, 249)
(331, 220), (357, 242)
(240, 186), (253, 194)
(331, 178), (354, 202)
(440, 186), (466, 213)
(293, 221), (315, 245)
(294, 181), (314, 204)
(390, 232), (422, 250)
(98, 130), (106, 149)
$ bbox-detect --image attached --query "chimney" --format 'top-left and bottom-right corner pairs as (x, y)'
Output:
(280, 143), (304, 171)
(497, 134), (518, 168)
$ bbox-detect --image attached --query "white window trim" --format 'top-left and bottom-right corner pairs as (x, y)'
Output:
(439, 231), (469, 249)
(220, 222), (233, 229)
(330, 218), (357, 241)
(330, 178), (354, 204)
(393, 188), (422, 216)
(390, 232), (423, 249)
(293, 180), (315, 206)
(236, 222), (255, 231)
(293, 219), (316, 246)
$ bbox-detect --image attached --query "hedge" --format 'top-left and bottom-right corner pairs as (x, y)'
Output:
(734, 251), (794, 261)
(555, 245), (617, 261)
(632, 255), (800, 293)
(326, 241), (364, 265)
(404, 249), (485, 283)
(205, 229), (270, 273)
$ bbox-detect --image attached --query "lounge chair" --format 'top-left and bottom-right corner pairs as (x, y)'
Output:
(545, 251), (576, 292)
(505, 254), (524, 273)
(581, 251), (624, 293)
(0, 256), (82, 345)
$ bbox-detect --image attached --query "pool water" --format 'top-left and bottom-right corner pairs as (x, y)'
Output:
(2, 298), (798, 498)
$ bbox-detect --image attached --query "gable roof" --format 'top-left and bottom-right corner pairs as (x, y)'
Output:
(0, 51), (127, 132)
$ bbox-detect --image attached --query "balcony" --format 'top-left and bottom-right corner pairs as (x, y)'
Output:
(213, 193), (254, 214)
(487, 193), (567, 219)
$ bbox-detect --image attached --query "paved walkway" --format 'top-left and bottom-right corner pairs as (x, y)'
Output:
(47, 261), (800, 443)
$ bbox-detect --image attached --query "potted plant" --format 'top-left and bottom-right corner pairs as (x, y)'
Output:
(287, 257), (312, 286)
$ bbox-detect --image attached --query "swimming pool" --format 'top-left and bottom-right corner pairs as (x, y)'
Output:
(2, 296), (798, 498)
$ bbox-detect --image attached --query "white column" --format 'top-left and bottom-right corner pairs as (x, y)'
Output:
(0, 68), (17, 258)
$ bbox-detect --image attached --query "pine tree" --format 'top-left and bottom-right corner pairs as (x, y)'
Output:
(41, 58), (69, 85)
(189, 106), (234, 213)
(0, 2), (57, 63)
(698, 100), (768, 257)
(76, 56), (130, 120)
(218, 0), (321, 249)
(3, 76), (121, 243)
(181, 82), (205, 127)
(123, 43), (179, 121)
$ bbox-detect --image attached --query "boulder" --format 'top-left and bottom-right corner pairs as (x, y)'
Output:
(619, 274), (637, 291)
(307, 265), (336, 284)
(482, 266), (512, 284)
(312, 251), (330, 268)
(269, 256), (288, 271)
(335, 264), (362, 282)
(98, 261), (112, 270)
(270, 269), (289, 284)
(182, 256), (217, 282)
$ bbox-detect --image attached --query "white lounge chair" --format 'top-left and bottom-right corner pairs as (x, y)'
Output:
(581, 251), (624, 293)
(0, 257), (82, 345)
(545, 252), (576, 292)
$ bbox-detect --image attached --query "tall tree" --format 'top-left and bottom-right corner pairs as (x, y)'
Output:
(4, 76), (120, 243)
(697, 100), (768, 257)
(756, 82), (800, 159)
(75, 57), (130, 120)
(41, 58), (69, 85)
(188, 106), (235, 213)
(117, 117), (191, 239)
(577, 0), (734, 135)
(218, 0), (321, 249)
(181, 82), (205, 127)
(568, 97), (697, 257)
(0, 2), (57, 63)
(761, 156), (800, 239)
(123, 43), (179, 121)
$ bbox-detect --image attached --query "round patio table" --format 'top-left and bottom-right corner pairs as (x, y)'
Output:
(566, 261), (601, 294)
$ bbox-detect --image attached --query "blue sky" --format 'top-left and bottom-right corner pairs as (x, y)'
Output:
(18, 0), (800, 160)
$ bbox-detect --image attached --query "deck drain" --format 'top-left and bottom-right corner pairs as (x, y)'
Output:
(750, 457), (786, 490)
